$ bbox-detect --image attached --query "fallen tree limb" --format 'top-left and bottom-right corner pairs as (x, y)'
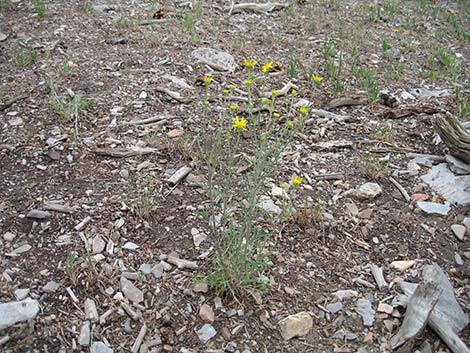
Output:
(225, 2), (289, 14)
(155, 86), (193, 103)
(94, 146), (158, 158)
(434, 113), (470, 163)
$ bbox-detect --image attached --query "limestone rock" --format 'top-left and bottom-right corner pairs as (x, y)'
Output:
(451, 224), (466, 241)
(120, 277), (143, 303)
(344, 183), (382, 200)
(278, 311), (313, 340)
(0, 298), (40, 330)
(196, 323), (217, 343)
(191, 47), (236, 72)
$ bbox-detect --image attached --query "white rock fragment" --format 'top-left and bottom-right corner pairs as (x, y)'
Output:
(196, 323), (217, 343)
(191, 47), (236, 72)
(451, 224), (466, 241)
(167, 255), (198, 270)
(42, 281), (60, 293)
(122, 242), (139, 250)
(3, 232), (16, 242)
(344, 182), (382, 200)
(416, 201), (451, 216)
(257, 197), (282, 215)
(91, 341), (114, 353)
(78, 320), (91, 346)
(92, 236), (106, 254)
(390, 260), (416, 272)
(278, 312), (313, 340)
(120, 277), (143, 303)
(14, 289), (30, 301)
(85, 298), (99, 322)
(356, 299), (375, 326)
(0, 298), (40, 330)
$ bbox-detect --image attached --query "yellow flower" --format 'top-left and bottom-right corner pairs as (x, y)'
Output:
(299, 106), (309, 115)
(229, 84), (236, 91)
(286, 121), (294, 128)
(262, 61), (274, 74)
(244, 58), (258, 68)
(292, 176), (302, 186)
(291, 89), (297, 96)
(393, 28), (401, 33)
(280, 183), (288, 189)
(222, 89), (230, 95)
(261, 98), (271, 105)
(232, 116), (247, 131)
(273, 112), (280, 118)
(271, 89), (280, 97)
(311, 74), (324, 84)
(203, 76), (213, 85)
(229, 104), (237, 111)
(245, 79), (253, 87)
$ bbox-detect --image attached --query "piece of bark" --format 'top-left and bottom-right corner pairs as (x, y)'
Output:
(121, 116), (167, 126)
(310, 109), (351, 123)
(370, 264), (388, 290)
(167, 166), (192, 186)
(434, 113), (470, 163)
(390, 282), (442, 349)
(43, 203), (76, 214)
(94, 146), (158, 158)
(382, 106), (438, 119)
(325, 95), (368, 109)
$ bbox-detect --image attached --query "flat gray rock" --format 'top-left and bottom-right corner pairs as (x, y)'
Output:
(0, 298), (40, 330)
(196, 323), (217, 343)
(120, 276), (143, 303)
(0, 32), (7, 42)
(451, 224), (466, 241)
(26, 209), (51, 219)
(356, 298), (375, 326)
(42, 281), (60, 293)
(421, 163), (470, 205)
(416, 201), (451, 216)
(257, 197), (282, 215)
(92, 236), (106, 254)
(14, 288), (30, 301)
(91, 341), (113, 353)
(78, 320), (91, 346)
(191, 47), (236, 72)
(327, 302), (343, 314)
(85, 298), (99, 322)
(344, 182), (382, 201)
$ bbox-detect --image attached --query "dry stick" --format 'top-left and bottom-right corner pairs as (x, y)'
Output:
(155, 86), (192, 103)
(0, 94), (28, 111)
(369, 264), (388, 290)
(389, 177), (410, 202)
(120, 116), (167, 126)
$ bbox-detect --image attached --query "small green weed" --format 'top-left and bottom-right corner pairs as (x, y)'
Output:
(371, 122), (394, 142)
(360, 154), (389, 180)
(65, 251), (78, 285)
(133, 179), (157, 219)
(33, 0), (46, 20)
(357, 67), (379, 102)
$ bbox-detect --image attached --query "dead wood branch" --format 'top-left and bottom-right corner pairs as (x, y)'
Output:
(225, 2), (289, 14)
(434, 113), (470, 163)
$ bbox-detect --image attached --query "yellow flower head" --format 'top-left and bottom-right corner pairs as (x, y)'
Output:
(280, 183), (288, 189)
(393, 28), (401, 33)
(292, 176), (302, 186)
(291, 89), (298, 96)
(229, 104), (237, 111)
(245, 79), (253, 87)
(273, 112), (281, 118)
(271, 89), (280, 97)
(261, 98), (271, 105)
(203, 76), (213, 85)
(286, 120), (294, 128)
(262, 61), (274, 74)
(311, 74), (324, 84)
(222, 89), (230, 96)
(232, 116), (247, 131)
(229, 84), (237, 91)
(244, 58), (258, 68)
(299, 106), (309, 115)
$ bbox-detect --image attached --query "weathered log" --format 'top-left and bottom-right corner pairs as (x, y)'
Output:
(434, 113), (470, 163)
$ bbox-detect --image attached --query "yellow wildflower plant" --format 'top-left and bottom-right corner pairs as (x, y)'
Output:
(311, 74), (324, 84)
(286, 121), (294, 128)
(273, 112), (281, 118)
(229, 104), (237, 111)
(232, 116), (247, 131)
(292, 176), (302, 186)
(271, 89), (280, 97)
(245, 79), (253, 87)
(203, 76), (213, 85)
(280, 183), (288, 189)
(291, 89), (298, 96)
(229, 84), (236, 91)
(244, 58), (258, 68)
(393, 28), (401, 33)
(262, 61), (274, 74)
(299, 106), (309, 115)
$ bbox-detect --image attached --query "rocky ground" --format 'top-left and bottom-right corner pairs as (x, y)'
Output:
(0, 0), (469, 352)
